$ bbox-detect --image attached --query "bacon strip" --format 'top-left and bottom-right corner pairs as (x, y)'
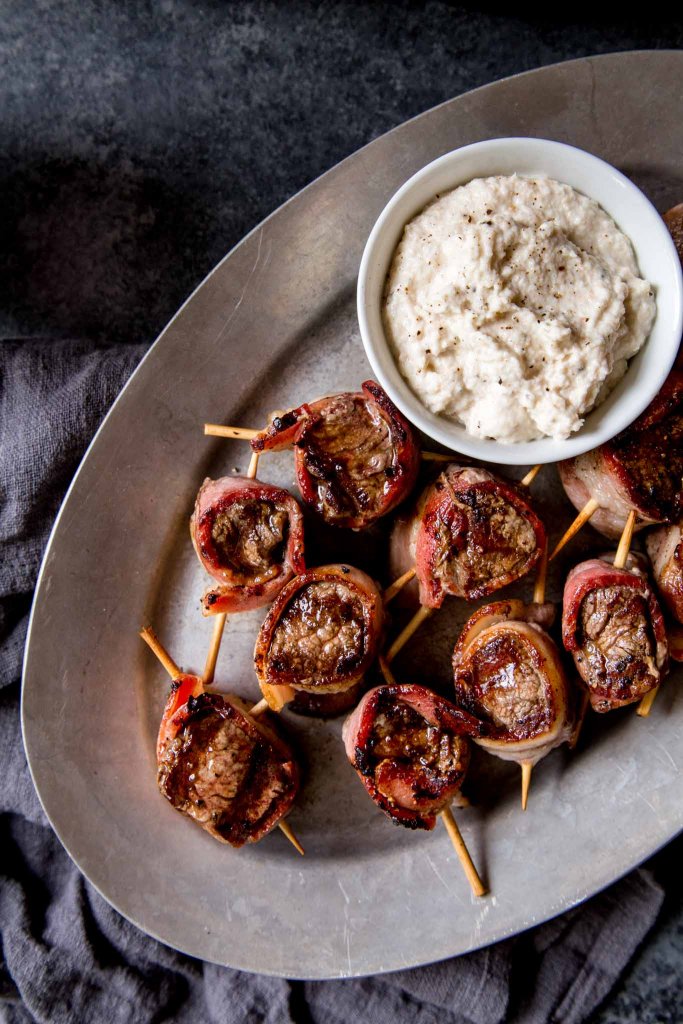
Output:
(343, 683), (482, 830)
(190, 475), (305, 615)
(562, 557), (669, 712)
(391, 465), (545, 608)
(157, 690), (300, 847)
(254, 564), (384, 704)
(250, 381), (420, 529)
(558, 371), (683, 539)
(646, 522), (683, 624)
(452, 600), (573, 765)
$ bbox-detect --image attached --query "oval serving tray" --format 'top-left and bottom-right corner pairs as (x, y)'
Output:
(23, 50), (683, 979)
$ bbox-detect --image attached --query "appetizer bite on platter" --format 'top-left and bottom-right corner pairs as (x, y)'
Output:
(206, 380), (420, 530)
(343, 682), (481, 831)
(253, 564), (384, 714)
(390, 464), (546, 608)
(385, 463), (545, 664)
(191, 475), (305, 616)
(140, 627), (304, 853)
(561, 554), (669, 714)
(452, 597), (574, 810)
(344, 677), (486, 896)
(553, 370), (683, 554)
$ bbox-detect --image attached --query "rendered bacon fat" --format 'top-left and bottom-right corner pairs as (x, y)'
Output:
(254, 564), (384, 705)
(157, 685), (300, 847)
(562, 557), (669, 712)
(646, 522), (683, 624)
(249, 381), (420, 529)
(190, 476), (305, 615)
(452, 600), (573, 765)
(343, 683), (482, 830)
(391, 465), (546, 608)
(558, 371), (683, 539)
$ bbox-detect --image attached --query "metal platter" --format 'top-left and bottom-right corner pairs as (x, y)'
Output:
(22, 51), (683, 978)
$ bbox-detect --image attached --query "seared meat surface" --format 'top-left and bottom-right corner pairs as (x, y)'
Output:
(210, 499), (289, 579)
(343, 683), (481, 829)
(562, 557), (669, 712)
(559, 371), (683, 538)
(576, 586), (658, 706)
(254, 564), (384, 702)
(191, 476), (305, 615)
(609, 411), (683, 524)
(250, 381), (420, 529)
(434, 485), (537, 598)
(157, 693), (299, 847)
(267, 580), (365, 684)
(455, 630), (550, 739)
(298, 393), (393, 523)
(452, 601), (573, 765)
(370, 704), (465, 778)
(402, 466), (545, 608)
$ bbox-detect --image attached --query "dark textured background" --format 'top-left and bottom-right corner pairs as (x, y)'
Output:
(2, 2), (683, 1020)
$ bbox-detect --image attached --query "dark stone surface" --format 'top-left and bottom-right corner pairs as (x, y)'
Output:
(2, 2), (682, 1020)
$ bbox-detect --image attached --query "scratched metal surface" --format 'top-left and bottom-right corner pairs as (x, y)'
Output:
(22, 51), (683, 978)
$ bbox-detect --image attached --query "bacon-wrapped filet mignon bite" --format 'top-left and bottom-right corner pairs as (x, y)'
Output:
(562, 557), (669, 712)
(452, 600), (573, 767)
(190, 476), (305, 615)
(558, 371), (683, 540)
(254, 564), (384, 709)
(343, 683), (482, 830)
(646, 521), (683, 624)
(249, 381), (420, 529)
(390, 465), (546, 608)
(157, 679), (300, 847)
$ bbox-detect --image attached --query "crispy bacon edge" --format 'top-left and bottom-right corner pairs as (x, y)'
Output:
(558, 371), (683, 537)
(561, 558), (670, 696)
(452, 600), (573, 763)
(190, 475), (306, 615)
(342, 683), (483, 830)
(253, 563), (384, 699)
(411, 466), (546, 608)
(156, 685), (300, 845)
(250, 381), (420, 529)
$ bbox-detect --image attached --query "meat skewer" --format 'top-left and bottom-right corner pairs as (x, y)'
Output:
(139, 626), (304, 854)
(252, 563), (384, 716)
(551, 370), (683, 559)
(561, 534), (669, 718)
(452, 543), (573, 810)
(385, 463), (546, 663)
(206, 380), (421, 529)
(344, 661), (487, 897)
(190, 456), (306, 619)
(192, 451), (285, 684)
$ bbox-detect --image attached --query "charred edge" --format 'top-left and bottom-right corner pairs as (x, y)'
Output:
(354, 745), (375, 777)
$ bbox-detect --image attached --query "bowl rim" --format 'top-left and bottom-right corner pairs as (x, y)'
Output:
(357, 136), (683, 465)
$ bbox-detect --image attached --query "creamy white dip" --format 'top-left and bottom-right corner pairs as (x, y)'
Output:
(382, 175), (656, 442)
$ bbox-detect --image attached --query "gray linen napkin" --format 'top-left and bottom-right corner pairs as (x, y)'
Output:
(0, 337), (664, 1024)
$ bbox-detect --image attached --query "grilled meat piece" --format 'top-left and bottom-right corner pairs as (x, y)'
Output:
(646, 521), (683, 624)
(558, 371), (683, 539)
(157, 688), (299, 847)
(453, 600), (573, 766)
(343, 683), (482, 830)
(562, 557), (669, 712)
(250, 381), (420, 529)
(254, 564), (384, 706)
(190, 476), (305, 615)
(390, 465), (545, 608)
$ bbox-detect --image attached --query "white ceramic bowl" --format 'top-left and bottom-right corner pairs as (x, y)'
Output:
(357, 137), (683, 465)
